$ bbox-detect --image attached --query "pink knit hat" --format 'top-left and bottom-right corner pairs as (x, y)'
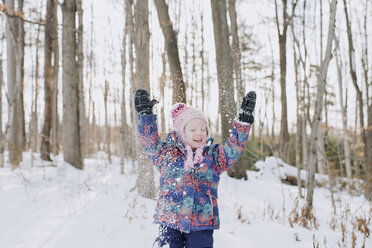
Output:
(171, 103), (210, 143)
(171, 103), (209, 170)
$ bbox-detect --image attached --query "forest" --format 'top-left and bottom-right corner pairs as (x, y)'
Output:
(0, 0), (371, 247)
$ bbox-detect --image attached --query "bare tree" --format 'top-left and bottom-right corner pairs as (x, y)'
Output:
(5, 0), (24, 166)
(154, 0), (186, 104)
(211, 0), (245, 179)
(360, 0), (372, 199)
(104, 80), (112, 164)
(41, 0), (58, 161)
(127, 0), (137, 160)
(30, 24), (40, 156)
(227, 0), (246, 179)
(159, 51), (166, 136)
(342, 0), (371, 199)
(200, 9), (206, 113)
(120, 0), (129, 174)
(275, 0), (291, 163)
(316, 125), (326, 174)
(228, 0), (243, 102)
(62, 0), (83, 169)
(291, 19), (303, 197)
(51, 0), (60, 155)
(134, 0), (155, 199)
(0, 51), (4, 168)
(268, 36), (276, 142)
(18, 0), (25, 152)
(335, 38), (352, 179)
(76, 0), (87, 159)
(306, 0), (337, 217)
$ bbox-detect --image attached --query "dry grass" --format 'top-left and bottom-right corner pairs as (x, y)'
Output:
(288, 199), (318, 230)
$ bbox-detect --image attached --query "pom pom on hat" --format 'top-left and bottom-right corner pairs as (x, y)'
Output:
(171, 103), (209, 142)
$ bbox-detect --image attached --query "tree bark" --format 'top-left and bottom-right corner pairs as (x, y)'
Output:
(0, 56), (4, 168)
(120, 0), (129, 174)
(41, 0), (58, 161)
(275, 0), (290, 163)
(104, 80), (112, 164)
(154, 0), (186, 104)
(292, 25), (302, 197)
(76, 0), (87, 159)
(160, 52), (166, 136)
(200, 12), (206, 113)
(361, 0), (372, 199)
(62, 0), (83, 169)
(30, 24), (40, 155)
(211, 0), (243, 179)
(51, 0), (60, 155)
(228, 0), (244, 102)
(5, 0), (23, 166)
(335, 44), (352, 178)
(134, 0), (155, 199)
(306, 0), (337, 216)
(227, 0), (247, 179)
(18, 0), (25, 152)
(316, 125), (326, 174)
(127, 0), (137, 160)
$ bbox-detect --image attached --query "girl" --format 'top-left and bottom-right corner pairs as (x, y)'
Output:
(135, 89), (256, 248)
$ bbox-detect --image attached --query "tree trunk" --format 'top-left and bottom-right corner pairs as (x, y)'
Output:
(120, 0), (129, 174)
(104, 80), (112, 164)
(30, 24), (40, 155)
(227, 0), (247, 179)
(211, 0), (243, 179)
(62, 0), (83, 169)
(292, 27), (302, 197)
(269, 44), (276, 142)
(335, 46), (352, 178)
(154, 0), (186, 104)
(5, 0), (23, 166)
(76, 0), (87, 159)
(301, 0), (309, 173)
(316, 125), (326, 174)
(302, 112), (308, 171)
(275, 0), (290, 163)
(191, 6), (197, 107)
(134, 0), (155, 199)
(0, 56), (4, 168)
(361, 0), (372, 200)
(51, 0), (59, 155)
(127, 0), (137, 160)
(41, 0), (58, 161)
(342, 0), (371, 199)
(18, 0), (26, 152)
(200, 12), (206, 113)
(160, 52), (166, 136)
(306, 0), (337, 217)
(228, 0), (244, 102)
(353, 103), (360, 177)
(367, 102), (372, 198)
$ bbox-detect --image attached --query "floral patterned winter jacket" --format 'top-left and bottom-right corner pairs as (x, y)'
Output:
(138, 114), (251, 233)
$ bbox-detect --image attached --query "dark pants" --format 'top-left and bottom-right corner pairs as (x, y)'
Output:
(154, 225), (214, 248)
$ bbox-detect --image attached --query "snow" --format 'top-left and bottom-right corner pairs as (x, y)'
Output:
(0, 153), (371, 248)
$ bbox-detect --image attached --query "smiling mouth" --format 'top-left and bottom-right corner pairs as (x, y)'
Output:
(193, 139), (203, 143)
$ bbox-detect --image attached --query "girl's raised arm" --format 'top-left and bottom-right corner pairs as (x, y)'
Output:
(135, 89), (164, 170)
(213, 91), (256, 174)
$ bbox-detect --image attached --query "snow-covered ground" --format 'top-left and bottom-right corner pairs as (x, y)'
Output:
(0, 153), (371, 248)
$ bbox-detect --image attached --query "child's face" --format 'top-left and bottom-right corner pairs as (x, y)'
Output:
(184, 118), (208, 149)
